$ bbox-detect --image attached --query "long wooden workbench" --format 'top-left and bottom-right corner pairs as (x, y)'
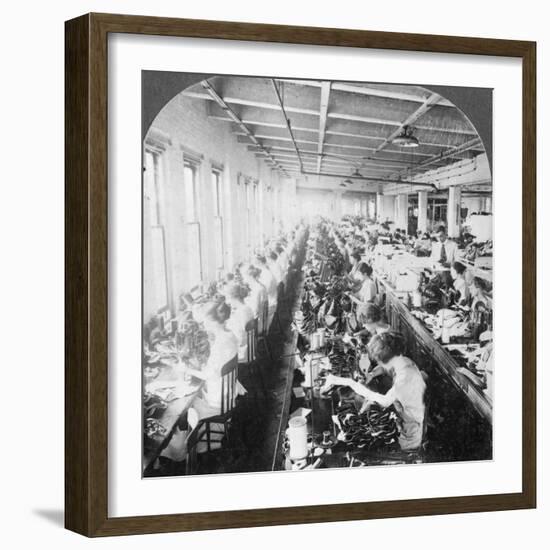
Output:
(381, 281), (492, 424)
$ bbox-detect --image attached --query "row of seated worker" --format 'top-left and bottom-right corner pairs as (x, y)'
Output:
(336, 216), (493, 266)
(155, 223), (308, 461)
(328, 217), (491, 311)
(176, 222), (308, 363)
(302, 220), (427, 452)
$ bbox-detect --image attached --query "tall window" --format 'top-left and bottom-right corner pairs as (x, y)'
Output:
(183, 161), (198, 222)
(183, 159), (202, 288)
(253, 182), (260, 249)
(211, 168), (224, 270)
(245, 179), (252, 259)
(144, 149), (169, 313)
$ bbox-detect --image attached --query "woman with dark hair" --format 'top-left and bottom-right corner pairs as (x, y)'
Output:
(357, 303), (390, 336)
(347, 252), (365, 283)
(349, 262), (378, 305)
(323, 331), (426, 451)
(469, 277), (491, 338)
(450, 261), (470, 305)
(470, 276), (489, 310)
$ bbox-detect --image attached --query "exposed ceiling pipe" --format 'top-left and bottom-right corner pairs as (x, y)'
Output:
(393, 136), (483, 179)
(270, 79), (305, 173)
(300, 170), (437, 191)
(200, 80), (287, 176)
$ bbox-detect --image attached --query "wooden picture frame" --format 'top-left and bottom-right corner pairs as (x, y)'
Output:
(65, 12), (536, 537)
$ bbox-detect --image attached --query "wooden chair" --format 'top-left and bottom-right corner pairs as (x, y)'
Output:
(245, 318), (258, 363)
(271, 282), (287, 335)
(196, 355), (239, 453)
(257, 301), (272, 359)
(244, 318), (266, 398)
(184, 422), (201, 475)
(182, 407), (200, 475)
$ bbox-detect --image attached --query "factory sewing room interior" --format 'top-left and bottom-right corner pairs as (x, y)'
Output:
(142, 76), (493, 477)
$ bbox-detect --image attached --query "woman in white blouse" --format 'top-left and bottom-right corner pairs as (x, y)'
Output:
(349, 263), (378, 306)
(267, 250), (283, 285)
(254, 255), (278, 330)
(161, 300), (239, 457)
(275, 244), (289, 287)
(242, 264), (268, 334)
(323, 332), (426, 451)
(347, 252), (365, 285)
(223, 282), (255, 363)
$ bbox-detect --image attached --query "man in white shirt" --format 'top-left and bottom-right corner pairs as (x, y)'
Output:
(430, 225), (458, 268)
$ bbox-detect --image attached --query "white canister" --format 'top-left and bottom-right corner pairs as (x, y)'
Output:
(303, 355), (320, 387)
(310, 331), (321, 350)
(286, 416), (308, 460)
(316, 329), (326, 348)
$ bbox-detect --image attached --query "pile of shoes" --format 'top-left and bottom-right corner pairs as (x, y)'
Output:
(328, 339), (356, 378)
(335, 402), (400, 451)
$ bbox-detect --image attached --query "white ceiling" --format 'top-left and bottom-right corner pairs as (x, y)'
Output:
(182, 76), (488, 192)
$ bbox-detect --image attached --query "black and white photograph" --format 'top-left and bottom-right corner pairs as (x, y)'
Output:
(142, 73), (493, 478)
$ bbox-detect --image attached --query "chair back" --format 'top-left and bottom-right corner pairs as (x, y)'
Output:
(259, 300), (269, 336)
(420, 370), (430, 449)
(245, 318), (258, 363)
(220, 355), (239, 416)
(184, 420), (201, 475)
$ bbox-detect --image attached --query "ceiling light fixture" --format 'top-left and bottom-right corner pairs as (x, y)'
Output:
(392, 125), (420, 148)
(342, 168), (364, 186)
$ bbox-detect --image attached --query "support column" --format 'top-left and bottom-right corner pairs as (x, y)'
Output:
(377, 193), (396, 223)
(447, 185), (462, 238)
(417, 190), (428, 234)
(333, 190), (343, 221)
(396, 194), (409, 233)
(376, 193), (383, 222)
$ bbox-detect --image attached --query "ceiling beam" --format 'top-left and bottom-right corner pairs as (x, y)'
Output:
(187, 87), (477, 136)
(209, 114), (319, 134)
(274, 79), (455, 106)
(212, 113), (473, 149)
(199, 80), (286, 175)
(245, 145), (440, 168)
(327, 111), (477, 136)
(317, 82), (331, 173)
(300, 170), (437, 190)
(390, 137), (483, 180)
(238, 133), (435, 156)
(411, 137), (483, 172)
(277, 159), (394, 173)
(182, 90), (315, 113)
(270, 79), (305, 172)
(375, 92), (442, 153)
(226, 95), (319, 116)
